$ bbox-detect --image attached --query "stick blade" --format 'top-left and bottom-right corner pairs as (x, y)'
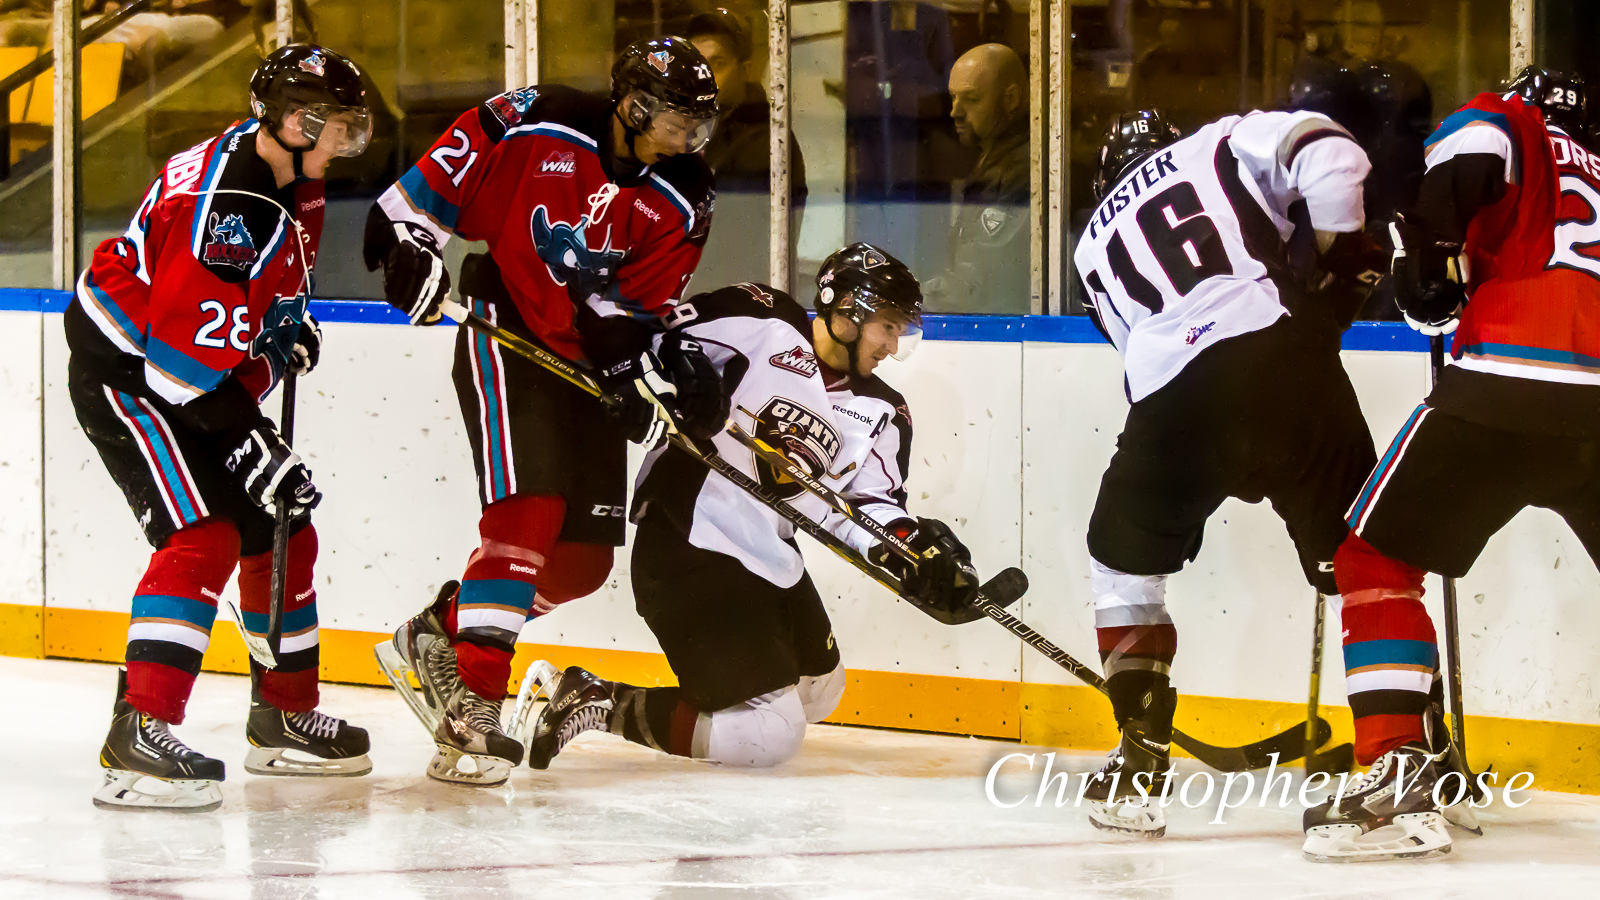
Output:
(980, 567), (1029, 606)
(225, 601), (278, 669)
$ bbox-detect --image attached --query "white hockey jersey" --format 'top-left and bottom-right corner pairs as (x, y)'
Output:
(1074, 110), (1371, 402)
(632, 283), (914, 588)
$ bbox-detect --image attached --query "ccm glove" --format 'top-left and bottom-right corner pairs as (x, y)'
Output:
(289, 313), (322, 375)
(658, 333), (728, 440)
(382, 223), (450, 325)
(599, 351), (680, 447)
(869, 517), (980, 615)
(224, 426), (321, 517)
(1390, 217), (1467, 336)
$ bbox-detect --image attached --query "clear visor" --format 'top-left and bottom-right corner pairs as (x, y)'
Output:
(294, 104), (372, 157)
(851, 293), (923, 362)
(628, 93), (718, 154)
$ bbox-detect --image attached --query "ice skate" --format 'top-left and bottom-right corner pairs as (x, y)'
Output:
(374, 581), (460, 735)
(1083, 685), (1176, 839)
(94, 669), (225, 812)
(429, 681), (523, 785)
(1424, 697), (1484, 835)
(524, 664), (616, 770)
(1302, 742), (1452, 862)
(245, 690), (372, 777)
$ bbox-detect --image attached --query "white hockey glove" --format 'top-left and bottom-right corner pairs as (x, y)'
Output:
(382, 223), (450, 325)
(289, 313), (322, 375)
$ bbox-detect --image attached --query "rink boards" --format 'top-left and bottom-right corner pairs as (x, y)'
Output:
(3, 293), (1599, 793)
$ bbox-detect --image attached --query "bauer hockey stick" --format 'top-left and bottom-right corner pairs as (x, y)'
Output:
(227, 371), (297, 670)
(442, 298), (1330, 770)
(1303, 592), (1355, 774)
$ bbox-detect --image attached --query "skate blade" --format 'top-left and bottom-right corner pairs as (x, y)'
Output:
(375, 639), (442, 735)
(92, 769), (222, 813)
(1088, 799), (1166, 839)
(244, 746), (373, 778)
(1302, 812), (1452, 863)
(1440, 800), (1484, 835)
(426, 745), (512, 787)
(510, 660), (563, 745)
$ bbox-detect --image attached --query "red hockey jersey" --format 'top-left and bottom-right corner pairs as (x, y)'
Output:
(69, 118), (324, 431)
(372, 84), (715, 363)
(1424, 92), (1600, 386)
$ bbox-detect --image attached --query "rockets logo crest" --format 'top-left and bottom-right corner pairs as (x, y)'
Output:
(647, 51), (672, 74)
(203, 213), (258, 270)
(298, 50), (326, 76)
(529, 206), (627, 302)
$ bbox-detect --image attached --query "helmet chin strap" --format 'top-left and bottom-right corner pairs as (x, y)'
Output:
(264, 117), (310, 179)
(826, 313), (863, 379)
(610, 106), (649, 178)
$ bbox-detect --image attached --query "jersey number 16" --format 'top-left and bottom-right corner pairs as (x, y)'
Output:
(1092, 182), (1233, 314)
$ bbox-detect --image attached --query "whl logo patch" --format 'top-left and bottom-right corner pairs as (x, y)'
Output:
(770, 345), (818, 378)
(538, 151), (576, 176)
(203, 213), (257, 270)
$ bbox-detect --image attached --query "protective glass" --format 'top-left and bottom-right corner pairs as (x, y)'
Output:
(296, 104), (373, 157)
(627, 93), (718, 154)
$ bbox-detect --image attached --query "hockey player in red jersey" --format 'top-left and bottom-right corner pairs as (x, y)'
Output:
(509, 245), (982, 771)
(1315, 67), (1600, 863)
(70, 45), (375, 812)
(367, 37), (726, 785)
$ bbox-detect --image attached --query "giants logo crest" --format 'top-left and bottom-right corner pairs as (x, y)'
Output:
(538, 151), (577, 176)
(752, 397), (840, 500)
(529, 206), (627, 302)
(202, 213), (258, 270)
(769, 345), (818, 378)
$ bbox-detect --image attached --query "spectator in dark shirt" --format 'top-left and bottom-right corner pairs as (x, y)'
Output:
(929, 42), (1029, 313)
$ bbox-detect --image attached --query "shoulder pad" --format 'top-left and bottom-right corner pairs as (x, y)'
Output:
(680, 283), (809, 333)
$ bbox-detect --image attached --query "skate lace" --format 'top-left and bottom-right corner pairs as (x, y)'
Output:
(425, 640), (461, 695)
(462, 692), (505, 736)
(288, 709), (340, 741)
(140, 716), (192, 758)
(555, 703), (609, 753)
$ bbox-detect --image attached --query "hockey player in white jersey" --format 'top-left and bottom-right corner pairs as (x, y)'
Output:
(514, 243), (980, 769)
(1073, 109), (1385, 837)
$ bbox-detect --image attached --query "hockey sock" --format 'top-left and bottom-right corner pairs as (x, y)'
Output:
(610, 684), (696, 756)
(124, 519), (241, 724)
(528, 541), (615, 613)
(1333, 532), (1436, 764)
(451, 494), (565, 699)
(239, 523), (320, 713)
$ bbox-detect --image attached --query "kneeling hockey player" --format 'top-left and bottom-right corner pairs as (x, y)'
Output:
(518, 243), (981, 769)
(1312, 67), (1600, 863)
(367, 37), (724, 785)
(71, 45), (375, 811)
(1072, 107), (1382, 838)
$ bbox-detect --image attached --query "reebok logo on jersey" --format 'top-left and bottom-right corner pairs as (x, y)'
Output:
(633, 198), (660, 222)
(203, 213), (258, 270)
(833, 404), (873, 425)
(1185, 321), (1217, 345)
(510, 563), (539, 576)
(538, 151), (576, 177)
(770, 346), (819, 378)
(300, 197), (325, 212)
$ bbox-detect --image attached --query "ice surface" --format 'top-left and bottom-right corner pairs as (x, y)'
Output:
(4, 656), (1600, 899)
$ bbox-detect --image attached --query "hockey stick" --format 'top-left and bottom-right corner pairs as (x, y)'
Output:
(442, 298), (1329, 770)
(1303, 592), (1355, 774)
(1429, 335), (1480, 789)
(228, 371), (296, 670)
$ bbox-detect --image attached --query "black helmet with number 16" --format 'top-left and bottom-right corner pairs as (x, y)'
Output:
(1093, 110), (1182, 203)
(1507, 65), (1590, 138)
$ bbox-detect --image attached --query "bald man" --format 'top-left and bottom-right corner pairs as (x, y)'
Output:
(935, 44), (1030, 313)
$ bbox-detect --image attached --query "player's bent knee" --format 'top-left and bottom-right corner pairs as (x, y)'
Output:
(705, 689), (807, 768)
(1333, 531), (1425, 598)
(149, 518), (242, 589)
(534, 542), (614, 606)
(797, 662), (846, 724)
(1089, 557), (1170, 625)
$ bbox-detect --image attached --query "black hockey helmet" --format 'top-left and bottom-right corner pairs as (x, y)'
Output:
(1355, 60), (1432, 139)
(815, 242), (924, 365)
(611, 37), (720, 154)
(1507, 65), (1590, 137)
(1287, 57), (1364, 134)
(250, 44), (371, 157)
(1093, 109), (1181, 203)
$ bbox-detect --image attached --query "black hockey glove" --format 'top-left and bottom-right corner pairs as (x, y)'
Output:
(289, 313), (322, 376)
(1390, 217), (1467, 336)
(870, 518), (980, 617)
(224, 425), (321, 517)
(382, 223), (450, 326)
(658, 332), (728, 440)
(598, 351), (680, 447)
